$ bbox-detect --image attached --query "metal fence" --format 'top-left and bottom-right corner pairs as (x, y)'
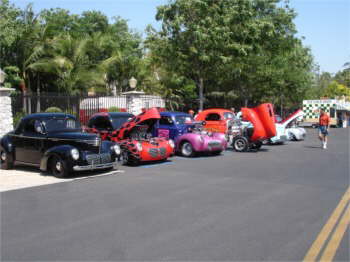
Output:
(11, 93), (166, 125)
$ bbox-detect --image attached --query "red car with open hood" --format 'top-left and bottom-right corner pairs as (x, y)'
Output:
(86, 108), (175, 165)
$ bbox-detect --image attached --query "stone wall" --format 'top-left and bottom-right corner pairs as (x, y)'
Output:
(0, 88), (14, 138)
(123, 91), (146, 115)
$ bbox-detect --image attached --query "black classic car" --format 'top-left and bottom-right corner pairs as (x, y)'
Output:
(0, 113), (121, 177)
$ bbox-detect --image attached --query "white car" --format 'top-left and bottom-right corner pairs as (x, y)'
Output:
(269, 109), (306, 144)
(286, 126), (306, 141)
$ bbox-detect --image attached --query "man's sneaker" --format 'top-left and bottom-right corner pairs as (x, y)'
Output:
(323, 144), (327, 149)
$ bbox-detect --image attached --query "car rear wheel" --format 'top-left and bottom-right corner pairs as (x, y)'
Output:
(0, 150), (13, 170)
(232, 136), (249, 152)
(251, 141), (262, 150)
(50, 155), (69, 178)
(181, 142), (195, 157)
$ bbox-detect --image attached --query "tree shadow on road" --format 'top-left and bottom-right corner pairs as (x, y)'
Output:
(225, 147), (269, 153)
(304, 145), (322, 149)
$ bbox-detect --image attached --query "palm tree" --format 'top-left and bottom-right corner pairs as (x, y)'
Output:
(28, 34), (106, 95)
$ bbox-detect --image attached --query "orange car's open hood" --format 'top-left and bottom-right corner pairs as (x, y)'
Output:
(117, 108), (161, 140)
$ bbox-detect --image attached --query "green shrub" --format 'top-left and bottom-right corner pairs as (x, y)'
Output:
(13, 111), (25, 128)
(108, 106), (120, 112)
(45, 107), (63, 113)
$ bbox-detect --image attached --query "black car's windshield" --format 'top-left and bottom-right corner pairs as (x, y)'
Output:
(44, 117), (81, 133)
(111, 116), (132, 129)
(175, 115), (193, 125)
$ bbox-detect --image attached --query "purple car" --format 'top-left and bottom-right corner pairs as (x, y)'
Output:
(153, 112), (227, 157)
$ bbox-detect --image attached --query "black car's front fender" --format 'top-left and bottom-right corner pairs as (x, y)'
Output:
(40, 145), (76, 171)
(0, 135), (14, 152)
(0, 135), (15, 162)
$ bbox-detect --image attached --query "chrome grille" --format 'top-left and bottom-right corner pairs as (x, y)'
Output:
(149, 148), (158, 158)
(208, 140), (221, 148)
(148, 147), (167, 158)
(159, 147), (166, 157)
(83, 138), (101, 147)
(86, 153), (111, 165)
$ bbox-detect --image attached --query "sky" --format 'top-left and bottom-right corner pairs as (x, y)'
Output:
(11, 0), (350, 74)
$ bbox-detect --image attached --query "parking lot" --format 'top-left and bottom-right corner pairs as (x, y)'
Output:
(1, 128), (349, 261)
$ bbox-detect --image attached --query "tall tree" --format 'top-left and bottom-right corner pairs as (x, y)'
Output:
(28, 34), (105, 94)
(147, 0), (313, 110)
(0, 0), (23, 67)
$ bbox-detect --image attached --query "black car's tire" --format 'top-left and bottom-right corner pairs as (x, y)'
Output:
(49, 155), (69, 178)
(0, 150), (13, 170)
(121, 151), (129, 165)
(251, 141), (262, 150)
(181, 142), (195, 157)
(232, 136), (249, 152)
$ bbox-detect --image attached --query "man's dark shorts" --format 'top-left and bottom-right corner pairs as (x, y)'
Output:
(319, 125), (328, 135)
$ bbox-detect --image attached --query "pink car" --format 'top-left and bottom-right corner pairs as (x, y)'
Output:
(154, 112), (227, 157)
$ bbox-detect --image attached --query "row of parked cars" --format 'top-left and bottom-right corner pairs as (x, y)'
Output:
(0, 103), (305, 178)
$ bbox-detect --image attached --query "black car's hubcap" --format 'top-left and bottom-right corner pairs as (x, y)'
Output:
(55, 161), (62, 172)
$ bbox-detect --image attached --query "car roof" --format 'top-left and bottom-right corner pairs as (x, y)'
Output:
(200, 108), (233, 114)
(160, 111), (191, 117)
(91, 112), (134, 119)
(109, 112), (134, 118)
(22, 113), (76, 120)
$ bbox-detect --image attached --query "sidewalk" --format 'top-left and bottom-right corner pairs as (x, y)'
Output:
(0, 166), (121, 192)
(0, 167), (72, 192)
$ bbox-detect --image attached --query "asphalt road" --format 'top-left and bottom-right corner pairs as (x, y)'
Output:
(1, 128), (349, 261)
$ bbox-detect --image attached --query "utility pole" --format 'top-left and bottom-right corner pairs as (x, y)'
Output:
(199, 78), (204, 110)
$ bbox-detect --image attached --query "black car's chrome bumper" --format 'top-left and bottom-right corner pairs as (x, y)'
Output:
(73, 161), (118, 171)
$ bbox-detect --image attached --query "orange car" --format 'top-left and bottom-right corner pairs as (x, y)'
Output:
(195, 104), (277, 151)
(194, 109), (235, 133)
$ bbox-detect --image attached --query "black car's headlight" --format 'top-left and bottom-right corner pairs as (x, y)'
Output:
(70, 148), (80, 160)
(111, 144), (121, 155)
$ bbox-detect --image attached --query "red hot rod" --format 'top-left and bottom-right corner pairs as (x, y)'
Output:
(86, 108), (175, 165)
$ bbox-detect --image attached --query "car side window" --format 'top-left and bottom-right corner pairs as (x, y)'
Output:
(224, 112), (234, 120)
(23, 119), (37, 135)
(159, 116), (173, 125)
(205, 113), (221, 121)
(34, 120), (45, 134)
(93, 116), (113, 130)
(87, 117), (96, 128)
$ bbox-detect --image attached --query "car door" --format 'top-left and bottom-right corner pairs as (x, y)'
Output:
(156, 116), (175, 139)
(16, 119), (46, 164)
